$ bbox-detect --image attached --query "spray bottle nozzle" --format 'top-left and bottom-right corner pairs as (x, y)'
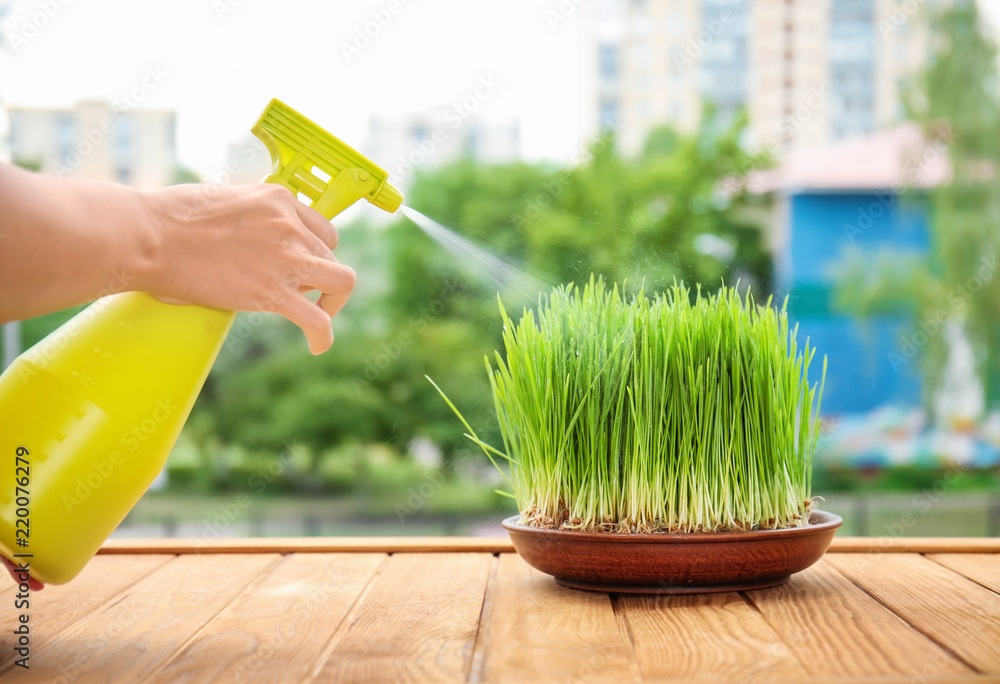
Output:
(370, 177), (404, 214)
(251, 99), (403, 219)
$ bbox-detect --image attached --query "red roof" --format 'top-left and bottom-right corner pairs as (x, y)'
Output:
(748, 122), (953, 194)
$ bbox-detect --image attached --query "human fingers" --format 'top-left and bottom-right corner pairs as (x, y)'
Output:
(293, 202), (339, 251)
(272, 291), (334, 355)
(2, 555), (43, 591)
(295, 255), (356, 317)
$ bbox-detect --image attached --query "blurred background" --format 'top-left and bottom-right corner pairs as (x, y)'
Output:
(1, 0), (998, 538)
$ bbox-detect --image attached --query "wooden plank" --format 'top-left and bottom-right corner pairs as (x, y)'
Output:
(928, 554), (1000, 595)
(147, 553), (385, 683)
(0, 554), (174, 673)
(472, 553), (641, 683)
(745, 559), (970, 679)
(829, 538), (1000, 553)
(519, 677), (1000, 684)
(778, 676), (997, 684)
(616, 591), (804, 681)
(2, 553), (281, 683)
(311, 552), (492, 682)
(99, 536), (516, 555)
(827, 553), (1000, 674)
(468, 553), (499, 681)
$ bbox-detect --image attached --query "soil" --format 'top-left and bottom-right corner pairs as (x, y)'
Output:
(519, 499), (819, 534)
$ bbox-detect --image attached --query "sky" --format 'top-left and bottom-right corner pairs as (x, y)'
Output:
(0, 0), (586, 177)
(1, 0), (999, 180)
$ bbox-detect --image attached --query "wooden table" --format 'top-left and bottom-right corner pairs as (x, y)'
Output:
(1, 537), (998, 683)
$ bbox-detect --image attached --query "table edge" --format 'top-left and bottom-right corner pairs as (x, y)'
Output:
(97, 536), (1000, 555)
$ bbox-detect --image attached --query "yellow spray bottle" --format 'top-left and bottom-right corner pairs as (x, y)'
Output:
(0, 99), (403, 584)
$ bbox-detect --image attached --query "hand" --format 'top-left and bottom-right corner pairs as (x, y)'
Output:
(0, 164), (356, 352)
(2, 555), (43, 591)
(141, 183), (357, 355)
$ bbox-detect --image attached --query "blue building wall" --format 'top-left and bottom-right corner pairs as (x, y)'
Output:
(778, 191), (930, 414)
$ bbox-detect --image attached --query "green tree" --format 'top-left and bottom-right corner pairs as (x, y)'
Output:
(171, 165), (202, 184)
(195, 111), (773, 470)
(920, 1), (1000, 410)
(374, 109), (771, 459)
(12, 158), (41, 172)
(390, 106), (770, 317)
(834, 1), (1000, 415)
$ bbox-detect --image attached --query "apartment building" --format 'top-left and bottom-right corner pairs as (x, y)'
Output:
(582, 0), (939, 154)
(7, 101), (176, 189)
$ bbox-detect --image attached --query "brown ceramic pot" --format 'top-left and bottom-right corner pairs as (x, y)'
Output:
(503, 510), (842, 593)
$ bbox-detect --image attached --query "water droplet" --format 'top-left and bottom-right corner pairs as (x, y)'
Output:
(400, 206), (552, 307)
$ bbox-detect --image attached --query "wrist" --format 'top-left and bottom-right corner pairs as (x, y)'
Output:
(125, 186), (170, 296)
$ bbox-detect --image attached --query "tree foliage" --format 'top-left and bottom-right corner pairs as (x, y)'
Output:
(6, 113), (773, 474)
(834, 1), (1000, 415)
(187, 110), (772, 460)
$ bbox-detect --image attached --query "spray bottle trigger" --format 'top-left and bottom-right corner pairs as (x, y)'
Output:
(311, 169), (372, 218)
(251, 99), (404, 220)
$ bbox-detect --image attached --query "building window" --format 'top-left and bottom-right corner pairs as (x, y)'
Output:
(56, 113), (76, 166)
(697, 0), (749, 120)
(114, 114), (131, 167)
(829, 0), (876, 139)
(464, 126), (481, 160)
(165, 116), (176, 148)
(599, 43), (619, 80)
(599, 100), (619, 129)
